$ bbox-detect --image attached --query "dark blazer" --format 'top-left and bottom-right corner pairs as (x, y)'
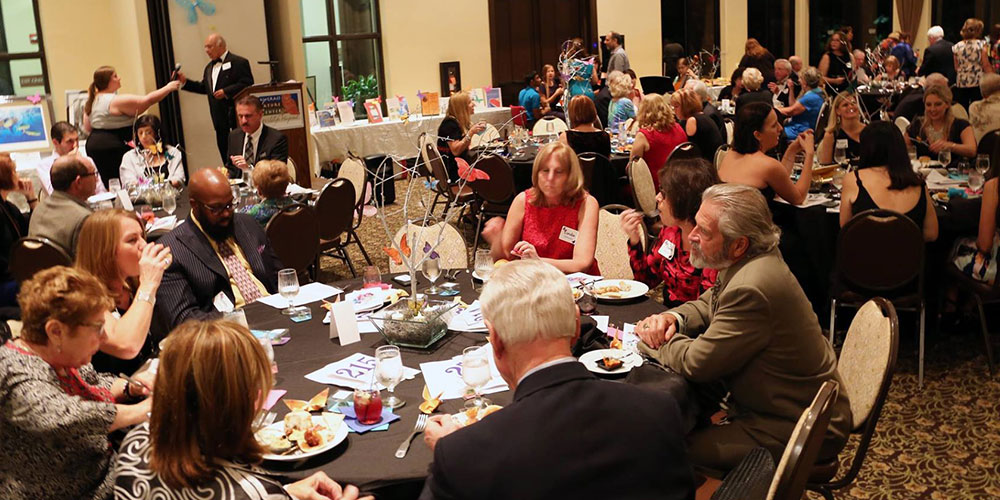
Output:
(918, 39), (956, 84)
(419, 362), (695, 500)
(225, 125), (289, 178)
(153, 213), (282, 334)
(182, 51), (254, 132)
(735, 89), (774, 116)
(703, 102), (726, 135)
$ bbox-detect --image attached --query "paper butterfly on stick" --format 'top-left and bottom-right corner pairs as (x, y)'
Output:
(174, 0), (215, 24)
(383, 233), (412, 265)
(422, 242), (440, 260)
(456, 158), (490, 182)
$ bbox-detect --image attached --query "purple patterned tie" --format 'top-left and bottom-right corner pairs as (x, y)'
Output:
(217, 241), (262, 303)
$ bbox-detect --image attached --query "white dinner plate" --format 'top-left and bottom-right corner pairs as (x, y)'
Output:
(589, 279), (649, 302)
(347, 290), (385, 313)
(579, 349), (643, 375)
(471, 270), (490, 282)
(259, 416), (348, 462)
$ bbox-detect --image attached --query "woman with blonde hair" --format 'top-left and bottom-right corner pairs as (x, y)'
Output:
(114, 319), (370, 500)
(481, 142), (599, 274)
(818, 92), (866, 163)
(631, 94), (687, 189)
(239, 159), (295, 226)
(671, 89), (723, 161)
(735, 67), (772, 115)
(75, 209), (172, 374)
(607, 71), (636, 131)
(84, 65), (181, 188)
(953, 18), (993, 110)
(1, 266), (153, 500)
(904, 85), (976, 163)
(436, 90), (487, 182)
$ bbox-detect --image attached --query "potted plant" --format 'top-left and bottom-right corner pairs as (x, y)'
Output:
(341, 74), (379, 119)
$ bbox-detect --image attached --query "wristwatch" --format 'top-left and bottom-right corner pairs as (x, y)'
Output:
(135, 289), (155, 306)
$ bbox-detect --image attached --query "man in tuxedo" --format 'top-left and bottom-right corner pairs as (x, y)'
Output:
(419, 260), (695, 500)
(225, 94), (288, 179)
(918, 26), (956, 84)
(636, 184), (851, 473)
(178, 33), (254, 163)
(153, 167), (281, 333)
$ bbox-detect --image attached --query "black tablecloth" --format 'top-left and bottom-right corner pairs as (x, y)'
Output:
(241, 270), (691, 494)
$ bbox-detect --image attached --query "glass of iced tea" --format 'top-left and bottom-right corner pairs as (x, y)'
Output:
(353, 388), (383, 425)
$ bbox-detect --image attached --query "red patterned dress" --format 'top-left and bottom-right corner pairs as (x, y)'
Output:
(521, 190), (601, 276)
(628, 225), (717, 307)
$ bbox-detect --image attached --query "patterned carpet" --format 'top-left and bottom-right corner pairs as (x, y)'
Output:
(320, 178), (1000, 499)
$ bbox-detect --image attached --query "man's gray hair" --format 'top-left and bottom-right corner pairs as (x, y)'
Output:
(479, 260), (577, 345)
(685, 78), (709, 101)
(928, 26), (944, 39)
(924, 72), (948, 88)
(702, 183), (780, 258)
(774, 58), (791, 71)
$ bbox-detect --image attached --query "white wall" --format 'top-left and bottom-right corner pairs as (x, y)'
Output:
(169, 0), (269, 171)
(596, 0), (662, 78)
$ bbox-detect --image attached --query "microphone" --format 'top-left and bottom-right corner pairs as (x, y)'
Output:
(170, 63), (182, 81)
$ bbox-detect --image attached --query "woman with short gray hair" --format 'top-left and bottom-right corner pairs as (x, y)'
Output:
(778, 66), (825, 140)
(970, 73), (1000, 142)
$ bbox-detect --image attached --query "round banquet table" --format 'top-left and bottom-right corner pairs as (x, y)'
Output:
(240, 270), (694, 498)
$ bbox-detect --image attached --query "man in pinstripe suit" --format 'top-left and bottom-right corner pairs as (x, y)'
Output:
(153, 168), (282, 334)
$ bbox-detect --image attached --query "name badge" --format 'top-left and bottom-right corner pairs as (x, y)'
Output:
(658, 239), (676, 260)
(836, 139), (849, 149)
(213, 291), (235, 313)
(222, 62), (232, 71)
(559, 226), (578, 245)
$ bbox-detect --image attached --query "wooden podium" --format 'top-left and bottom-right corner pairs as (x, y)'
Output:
(235, 81), (312, 187)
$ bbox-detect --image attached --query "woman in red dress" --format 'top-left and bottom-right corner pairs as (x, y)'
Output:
(482, 142), (600, 274)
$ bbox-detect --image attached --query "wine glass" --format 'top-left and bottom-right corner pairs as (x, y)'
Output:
(108, 178), (122, 192)
(162, 191), (176, 215)
(907, 144), (918, 163)
(422, 256), (441, 294)
(375, 345), (405, 409)
(277, 268), (300, 315)
(976, 154), (990, 176)
(462, 346), (492, 410)
(831, 168), (846, 191)
(362, 265), (381, 288)
(474, 249), (493, 282)
(834, 144), (847, 165)
(938, 149), (952, 167)
(969, 171), (985, 192)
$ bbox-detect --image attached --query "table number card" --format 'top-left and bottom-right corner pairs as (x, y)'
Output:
(305, 352), (419, 390)
(329, 300), (361, 345)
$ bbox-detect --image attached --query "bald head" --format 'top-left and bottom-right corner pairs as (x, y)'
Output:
(924, 73), (948, 88)
(190, 167), (231, 201)
(204, 34), (227, 60)
(789, 55), (803, 72)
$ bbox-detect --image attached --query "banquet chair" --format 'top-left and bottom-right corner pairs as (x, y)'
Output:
(387, 222), (468, 273)
(578, 152), (614, 205)
(714, 144), (731, 170)
(339, 154), (368, 209)
(815, 100), (831, 133)
(939, 241), (1000, 376)
(830, 209), (926, 387)
(628, 157), (658, 216)
(712, 381), (840, 500)
(951, 103), (969, 121)
(595, 205), (639, 280)
(638, 76), (671, 96)
(470, 123), (501, 148)
(316, 178), (371, 277)
(511, 106), (528, 128)
(532, 116), (569, 137)
(723, 118), (734, 144)
(285, 156), (297, 183)
(623, 117), (639, 136)
(893, 116), (910, 136)
(667, 142), (701, 163)
(467, 154), (516, 250)
(976, 129), (1000, 168)
(266, 203), (319, 281)
(416, 132), (434, 178)
(10, 237), (71, 283)
(808, 298), (899, 500)
(421, 136), (476, 220)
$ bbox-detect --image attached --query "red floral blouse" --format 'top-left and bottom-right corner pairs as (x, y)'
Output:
(628, 226), (718, 306)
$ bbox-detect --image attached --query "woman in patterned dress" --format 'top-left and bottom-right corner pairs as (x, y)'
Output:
(952, 18), (992, 111)
(0, 266), (154, 500)
(619, 158), (719, 307)
(115, 319), (369, 500)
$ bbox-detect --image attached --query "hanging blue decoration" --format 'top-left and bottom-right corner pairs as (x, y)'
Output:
(175, 0), (216, 24)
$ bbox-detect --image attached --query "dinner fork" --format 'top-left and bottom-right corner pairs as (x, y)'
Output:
(395, 414), (428, 459)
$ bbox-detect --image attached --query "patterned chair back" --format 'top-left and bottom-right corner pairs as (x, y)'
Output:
(388, 222), (468, 273)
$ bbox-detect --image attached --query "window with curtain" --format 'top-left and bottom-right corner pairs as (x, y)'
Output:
(931, 0), (1000, 43)
(747, 0), (794, 61)
(301, 0), (384, 113)
(0, 0), (48, 96)
(661, 0), (721, 77)
(809, 0), (892, 66)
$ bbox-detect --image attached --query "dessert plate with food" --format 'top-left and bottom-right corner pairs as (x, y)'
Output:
(450, 404), (503, 427)
(256, 411), (349, 461)
(588, 279), (648, 302)
(579, 349), (643, 375)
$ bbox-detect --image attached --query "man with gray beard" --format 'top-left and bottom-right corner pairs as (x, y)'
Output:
(634, 183), (852, 474)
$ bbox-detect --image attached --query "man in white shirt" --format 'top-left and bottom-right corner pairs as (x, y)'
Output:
(36, 121), (106, 195)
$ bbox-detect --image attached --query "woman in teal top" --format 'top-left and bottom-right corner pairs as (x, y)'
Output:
(562, 38), (600, 101)
(239, 160), (295, 226)
(779, 66), (825, 140)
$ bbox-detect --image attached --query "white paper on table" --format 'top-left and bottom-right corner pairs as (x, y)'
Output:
(591, 315), (610, 332)
(304, 352), (418, 390)
(258, 282), (343, 308)
(87, 191), (118, 203)
(322, 311), (382, 334)
(773, 193), (834, 209)
(146, 215), (177, 233)
(285, 183), (318, 196)
(925, 169), (965, 189)
(448, 300), (486, 332)
(429, 344), (508, 400)
(566, 272), (603, 286)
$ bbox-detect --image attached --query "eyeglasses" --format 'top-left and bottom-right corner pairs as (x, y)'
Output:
(78, 320), (106, 332)
(200, 201), (235, 215)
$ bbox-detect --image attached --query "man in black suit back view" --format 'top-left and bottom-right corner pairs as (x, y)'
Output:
(419, 260), (695, 500)
(178, 34), (254, 163)
(917, 26), (956, 84)
(225, 95), (289, 179)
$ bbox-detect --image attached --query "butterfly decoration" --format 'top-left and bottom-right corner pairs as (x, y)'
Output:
(26, 94), (41, 104)
(456, 158), (490, 182)
(423, 179), (439, 191)
(382, 233), (413, 265)
(416, 90), (426, 101)
(174, 0), (216, 24)
(423, 242), (440, 260)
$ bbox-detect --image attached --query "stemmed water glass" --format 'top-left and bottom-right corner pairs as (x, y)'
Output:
(375, 345), (405, 409)
(976, 154), (990, 177)
(162, 191), (176, 215)
(834, 143), (847, 165)
(474, 249), (493, 282)
(422, 256), (441, 294)
(277, 268), (301, 316)
(938, 149), (952, 168)
(462, 346), (492, 410)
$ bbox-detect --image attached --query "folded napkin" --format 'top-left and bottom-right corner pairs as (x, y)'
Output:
(337, 405), (399, 433)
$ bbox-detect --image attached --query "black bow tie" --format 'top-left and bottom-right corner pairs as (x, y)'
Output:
(211, 58), (223, 65)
